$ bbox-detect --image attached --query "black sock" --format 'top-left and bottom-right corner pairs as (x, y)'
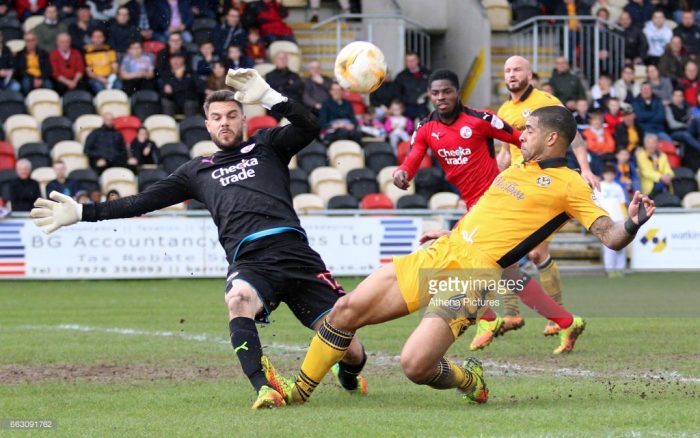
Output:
(337, 347), (367, 390)
(229, 317), (269, 392)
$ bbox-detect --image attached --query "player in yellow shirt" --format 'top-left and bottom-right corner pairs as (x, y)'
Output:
(264, 106), (655, 406)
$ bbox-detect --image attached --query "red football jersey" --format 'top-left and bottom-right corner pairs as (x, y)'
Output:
(399, 107), (522, 209)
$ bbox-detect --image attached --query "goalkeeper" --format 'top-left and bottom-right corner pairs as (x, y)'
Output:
(30, 69), (367, 410)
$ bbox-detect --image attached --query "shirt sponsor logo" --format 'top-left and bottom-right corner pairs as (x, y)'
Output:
(460, 126), (472, 139)
(211, 158), (259, 186)
(493, 175), (525, 200)
(241, 143), (256, 153)
(437, 146), (471, 165)
(431, 131), (442, 141)
(490, 115), (504, 130)
(536, 176), (552, 187)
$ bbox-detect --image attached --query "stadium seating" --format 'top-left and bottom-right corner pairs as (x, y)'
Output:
(25, 88), (62, 123)
(18, 142), (51, 169)
(100, 167), (137, 196)
(682, 191), (700, 208)
(364, 142), (397, 173)
(328, 140), (364, 177)
(5, 39), (24, 54)
(143, 40), (165, 57)
(30, 166), (56, 197)
(41, 116), (74, 147)
(652, 191), (682, 207)
(377, 165), (415, 203)
(131, 90), (163, 121)
(296, 141), (327, 173)
(293, 193), (324, 213)
(360, 193), (393, 209)
(671, 167), (698, 200)
(4, 114), (40, 150)
(429, 192), (461, 210)
(144, 115), (179, 147)
(190, 140), (218, 158)
(0, 141), (16, 171)
(62, 90), (96, 122)
(1, 20), (23, 41)
(414, 167), (445, 199)
(268, 41), (302, 73)
(137, 168), (168, 192)
(179, 116), (209, 147)
(51, 141), (89, 174)
(396, 194), (429, 209)
(68, 168), (100, 192)
(289, 168), (310, 197)
(0, 168), (16, 199)
(242, 104), (267, 118)
(309, 166), (347, 204)
(73, 114), (103, 144)
(192, 17), (217, 45)
(254, 63), (276, 78)
(658, 141), (682, 168)
(327, 194), (358, 209)
(95, 89), (131, 117)
(160, 142), (190, 173)
(22, 15), (43, 33)
(114, 116), (141, 145)
(247, 115), (277, 138)
(346, 168), (378, 200)
(0, 90), (26, 122)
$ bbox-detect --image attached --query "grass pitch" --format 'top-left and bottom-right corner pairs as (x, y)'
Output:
(1, 273), (700, 437)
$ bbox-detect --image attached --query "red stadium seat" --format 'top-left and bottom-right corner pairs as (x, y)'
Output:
(247, 115), (277, 138)
(657, 140), (682, 168)
(0, 141), (16, 171)
(114, 116), (141, 145)
(143, 41), (166, 57)
(343, 91), (366, 115)
(360, 193), (393, 209)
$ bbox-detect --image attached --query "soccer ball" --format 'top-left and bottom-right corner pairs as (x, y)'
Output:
(334, 41), (387, 94)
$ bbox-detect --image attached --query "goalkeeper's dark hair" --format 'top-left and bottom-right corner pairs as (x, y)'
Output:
(428, 69), (460, 90)
(531, 106), (577, 147)
(203, 89), (244, 118)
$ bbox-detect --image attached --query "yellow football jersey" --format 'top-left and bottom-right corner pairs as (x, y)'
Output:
(497, 86), (562, 165)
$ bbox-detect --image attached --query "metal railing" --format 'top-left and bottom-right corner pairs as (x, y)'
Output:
(311, 13), (431, 69)
(509, 15), (625, 85)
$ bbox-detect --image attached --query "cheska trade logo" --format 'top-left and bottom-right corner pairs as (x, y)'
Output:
(536, 176), (552, 187)
(640, 228), (667, 253)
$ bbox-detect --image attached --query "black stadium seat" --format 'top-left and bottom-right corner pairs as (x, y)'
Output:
(289, 168), (310, 197)
(0, 90), (26, 122)
(68, 168), (100, 192)
(346, 168), (378, 200)
(1, 20), (23, 41)
(18, 142), (52, 168)
(62, 90), (95, 122)
(364, 142), (396, 173)
(396, 194), (428, 209)
(131, 90), (162, 121)
(192, 17), (217, 45)
(138, 168), (168, 192)
(652, 191), (682, 207)
(0, 168), (17, 199)
(179, 116), (210, 147)
(672, 167), (698, 200)
(327, 194), (358, 209)
(41, 116), (74, 147)
(160, 142), (191, 173)
(414, 167), (445, 199)
(296, 141), (327, 173)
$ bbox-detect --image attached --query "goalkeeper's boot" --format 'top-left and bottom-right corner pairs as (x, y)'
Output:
(543, 320), (561, 337)
(251, 385), (285, 409)
(469, 316), (504, 351)
(331, 363), (368, 395)
(460, 358), (488, 404)
(261, 355), (301, 404)
(553, 316), (586, 354)
(497, 315), (525, 335)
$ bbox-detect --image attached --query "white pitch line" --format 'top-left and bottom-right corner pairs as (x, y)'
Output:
(15, 324), (700, 384)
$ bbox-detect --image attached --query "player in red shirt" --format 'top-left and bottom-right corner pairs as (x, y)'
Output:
(394, 69), (581, 352)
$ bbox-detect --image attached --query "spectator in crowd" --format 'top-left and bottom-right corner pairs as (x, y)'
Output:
(108, 6), (139, 55)
(190, 0), (217, 19)
(646, 63), (674, 104)
(204, 60), (228, 96)
(320, 82), (362, 144)
(106, 189), (121, 201)
(614, 103), (643, 151)
(46, 161), (78, 197)
(643, 10), (673, 65)
(632, 82), (671, 140)
(302, 60), (332, 114)
(308, 0), (350, 23)
(224, 44), (253, 70)
(583, 110), (616, 175)
(68, 5), (98, 51)
(0, 0), (18, 27)
(15, 0), (47, 20)
(75, 190), (91, 203)
(673, 10), (700, 58)
(266, 51), (304, 103)
(16, 31), (53, 94)
(8, 159), (40, 212)
(619, 10), (649, 65)
(156, 32), (191, 77)
(636, 133), (675, 196)
(192, 40), (220, 81)
(604, 97), (624, 135)
(658, 36), (688, 82)
(384, 99), (414, 153)
(126, 0), (157, 43)
(50, 32), (87, 95)
(160, 53), (199, 117)
(88, 0), (118, 23)
(251, 0), (296, 44)
(593, 0), (623, 23)
(84, 28), (120, 93)
(88, 189), (102, 203)
(0, 31), (19, 92)
(549, 57), (588, 110)
(591, 72), (615, 109)
(54, 0), (77, 20)
(245, 28), (267, 64)
(129, 127), (160, 166)
(679, 60), (700, 105)
(84, 112), (127, 174)
(595, 164), (628, 277)
(394, 52), (431, 120)
(34, 4), (68, 53)
(615, 147), (641, 200)
(370, 70), (401, 120)
(211, 7), (247, 57)
(150, 0), (194, 43)
(574, 98), (592, 131)
(623, 0), (653, 29)
(666, 88), (700, 151)
(119, 40), (155, 95)
(358, 105), (386, 139)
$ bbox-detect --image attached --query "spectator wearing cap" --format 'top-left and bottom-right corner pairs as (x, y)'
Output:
(614, 103), (643, 151)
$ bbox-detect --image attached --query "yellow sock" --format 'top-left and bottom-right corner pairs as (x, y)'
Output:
(426, 357), (475, 391)
(503, 289), (521, 316)
(538, 258), (562, 304)
(293, 319), (353, 402)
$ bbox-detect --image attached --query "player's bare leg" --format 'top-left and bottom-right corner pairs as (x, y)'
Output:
(529, 241), (564, 336)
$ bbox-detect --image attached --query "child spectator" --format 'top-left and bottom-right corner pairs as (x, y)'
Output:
(591, 72), (615, 110)
(205, 61), (229, 96)
(224, 44), (253, 70)
(245, 28), (267, 64)
(192, 40), (220, 82)
(357, 106), (385, 139)
(615, 147), (641, 201)
(384, 99), (414, 153)
(573, 98), (591, 132)
(604, 97), (623, 136)
(583, 111), (616, 175)
(595, 164), (628, 277)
